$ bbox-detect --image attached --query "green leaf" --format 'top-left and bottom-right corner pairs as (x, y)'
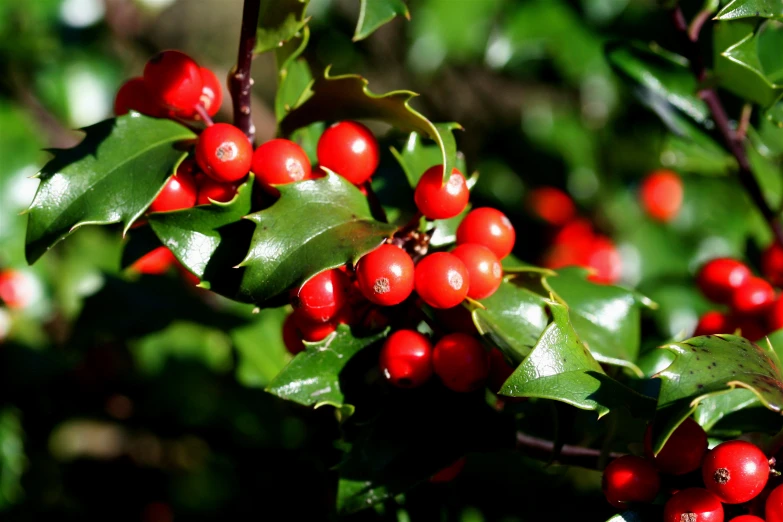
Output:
(25, 113), (195, 264)
(280, 71), (463, 183)
(651, 334), (783, 453)
(130, 321), (233, 375)
(391, 127), (465, 188)
(0, 408), (25, 510)
(275, 26), (312, 121)
(716, 0), (783, 20)
(354, 0), (409, 41)
(147, 176), (255, 296)
(238, 172), (395, 305)
(693, 388), (762, 431)
(472, 273), (550, 364)
(545, 267), (653, 375)
(266, 324), (387, 408)
(255, 0), (309, 55)
(500, 302), (656, 418)
(231, 307), (291, 388)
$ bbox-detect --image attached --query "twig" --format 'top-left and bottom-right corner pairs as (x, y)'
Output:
(737, 103), (752, 141)
(671, 6), (783, 246)
(688, 3), (717, 42)
(362, 181), (388, 223)
(516, 432), (623, 470)
(194, 104), (214, 126)
(229, 0), (261, 142)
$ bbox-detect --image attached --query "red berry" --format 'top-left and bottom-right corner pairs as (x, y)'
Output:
(143, 50), (203, 114)
(768, 297), (783, 332)
(602, 455), (660, 506)
(114, 77), (165, 117)
(148, 162), (198, 213)
(697, 258), (752, 304)
(527, 186), (576, 226)
(730, 314), (767, 342)
(379, 330), (433, 388)
(414, 166), (470, 220)
(414, 253), (470, 309)
(729, 515), (765, 522)
(702, 440), (770, 504)
(763, 242), (783, 288)
(487, 348), (515, 394)
(292, 268), (350, 323)
(355, 244), (415, 306)
(196, 178), (238, 205)
(456, 208), (516, 259)
(731, 277), (776, 315)
(294, 311), (336, 342)
(316, 121), (379, 185)
(695, 311), (734, 336)
(130, 247), (176, 275)
(433, 306), (479, 335)
(586, 236), (622, 284)
(767, 483), (783, 522)
(0, 270), (34, 309)
(645, 418), (708, 475)
(640, 169), (684, 222)
(430, 457), (466, 483)
(251, 138), (312, 196)
(663, 488), (724, 522)
(282, 313), (305, 355)
(198, 67), (222, 117)
(451, 244), (503, 300)
(432, 333), (489, 392)
(195, 123), (253, 182)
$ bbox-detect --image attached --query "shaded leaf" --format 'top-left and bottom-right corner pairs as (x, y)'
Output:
(255, 0), (309, 55)
(231, 307), (291, 388)
(130, 321), (233, 375)
(238, 173), (396, 305)
(0, 408), (25, 510)
(354, 0), (409, 41)
(266, 324), (387, 408)
(25, 113), (195, 264)
(716, 0), (783, 20)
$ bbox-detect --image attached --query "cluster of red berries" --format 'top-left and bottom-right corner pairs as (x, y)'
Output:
(603, 418), (780, 520)
(693, 252), (783, 341)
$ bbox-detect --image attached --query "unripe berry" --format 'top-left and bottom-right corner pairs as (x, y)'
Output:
(456, 207), (515, 259)
(195, 123), (253, 182)
(355, 244), (414, 306)
(645, 418), (707, 475)
(414, 166), (469, 220)
(663, 488), (724, 522)
(762, 242), (783, 288)
(316, 121), (379, 185)
(282, 313), (305, 355)
(415, 253), (470, 309)
(702, 440), (770, 504)
(143, 50), (203, 114)
(114, 77), (165, 117)
(252, 138), (312, 195)
(379, 330), (433, 388)
(432, 333), (489, 392)
(451, 244), (502, 300)
(430, 457), (466, 483)
(601, 455), (660, 506)
(196, 178), (238, 205)
(639, 169), (683, 222)
(130, 246), (176, 275)
(731, 277), (775, 315)
(148, 161), (198, 213)
(697, 258), (752, 304)
(292, 268), (350, 323)
(767, 483), (783, 522)
(527, 186), (576, 227)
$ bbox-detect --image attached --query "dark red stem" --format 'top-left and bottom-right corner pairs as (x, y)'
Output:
(230, 0), (260, 142)
(515, 432), (622, 469)
(194, 104), (214, 126)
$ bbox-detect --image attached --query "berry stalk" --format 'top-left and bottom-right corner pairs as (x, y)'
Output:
(230, 0), (261, 142)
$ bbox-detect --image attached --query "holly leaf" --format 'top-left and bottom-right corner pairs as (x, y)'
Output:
(354, 0), (409, 41)
(255, 0), (309, 55)
(275, 25), (312, 121)
(266, 324), (387, 408)
(280, 71), (463, 183)
(237, 172), (396, 305)
(25, 113), (195, 264)
(651, 334), (783, 454)
(716, 0), (783, 20)
(544, 267), (654, 376)
(231, 306), (292, 388)
(500, 302), (656, 418)
(0, 408), (24, 510)
(147, 175), (255, 296)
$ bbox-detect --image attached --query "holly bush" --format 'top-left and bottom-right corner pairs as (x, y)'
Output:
(4, 0), (783, 520)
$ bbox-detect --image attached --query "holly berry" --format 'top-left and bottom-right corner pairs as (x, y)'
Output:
(282, 313), (305, 355)
(731, 314), (767, 342)
(130, 246), (176, 275)
(601, 455), (660, 506)
(143, 50), (203, 114)
(586, 236), (622, 285)
(645, 418), (707, 475)
(251, 138), (312, 195)
(768, 297), (783, 332)
(414, 166), (470, 220)
(294, 311), (337, 342)
(0, 270), (34, 309)
(379, 330), (433, 388)
(695, 311), (734, 336)
(430, 457), (466, 483)
(527, 186), (576, 227)
(639, 169), (683, 222)
(697, 258), (752, 305)
(702, 440), (770, 504)
(731, 277), (775, 315)
(767, 483), (783, 522)
(197, 178), (238, 205)
(114, 77), (164, 117)
(456, 207), (516, 259)
(148, 161), (198, 213)
(355, 244), (415, 306)
(432, 333), (489, 392)
(195, 123), (253, 182)
(316, 121), (379, 185)
(292, 268), (350, 323)
(451, 244), (503, 300)
(729, 515), (765, 522)
(198, 67), (222, 117)
(663, 488), (724, 522)
(762, 242), (783, 288)
(414, 253), (470, 309)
